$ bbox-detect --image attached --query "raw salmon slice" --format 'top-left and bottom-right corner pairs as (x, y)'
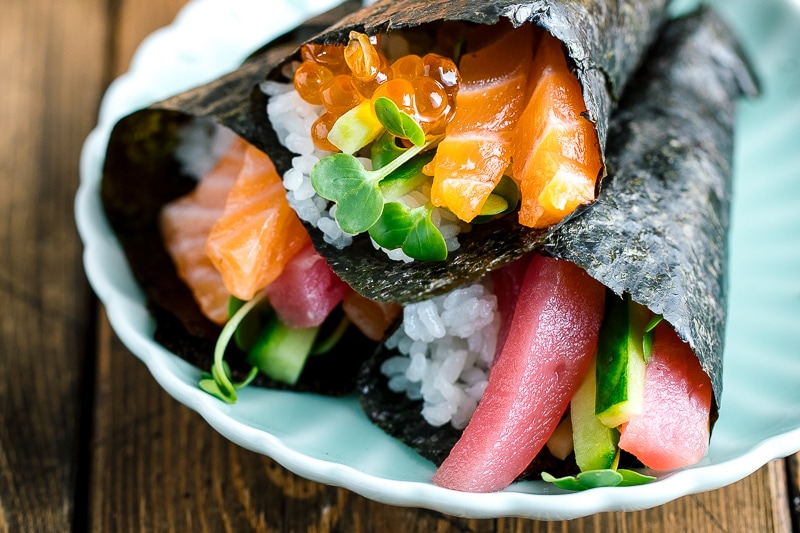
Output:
(206, 144), (310, 301)
(430, 25), (536, 222)
(618, 322), (713, 470)
(512, 32), (602, 228)
(433, 256), (605, 492)
(160, 137), (247, 324)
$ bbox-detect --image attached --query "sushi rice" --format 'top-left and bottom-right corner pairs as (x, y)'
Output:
(380, 282), (499, 429)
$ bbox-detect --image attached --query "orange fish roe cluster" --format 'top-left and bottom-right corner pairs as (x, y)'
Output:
(293, 31), (461, 150)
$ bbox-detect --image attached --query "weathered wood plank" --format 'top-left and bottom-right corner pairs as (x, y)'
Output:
(0, 0), (108, 531)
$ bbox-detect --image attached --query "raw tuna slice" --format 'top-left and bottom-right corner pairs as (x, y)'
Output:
(618, 322), (713, 470)
(490, 254), (532, 361)
(266, 244), (349, 329)
(433, 255), (605, 492)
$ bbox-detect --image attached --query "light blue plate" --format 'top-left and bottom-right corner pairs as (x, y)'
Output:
(76, 0), (800, 520)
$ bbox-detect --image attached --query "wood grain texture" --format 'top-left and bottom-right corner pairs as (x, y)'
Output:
(0, 0), (107, 531)
(0, 0), (797, 531)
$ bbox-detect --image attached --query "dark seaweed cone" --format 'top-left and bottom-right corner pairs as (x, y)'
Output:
(358, 7), (756, 468)
(100, 1), (373, 395)
(262, 0), (669, 305)
(544, 8), (759, 410)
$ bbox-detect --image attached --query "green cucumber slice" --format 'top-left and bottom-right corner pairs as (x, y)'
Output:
(595, 295), (649, 428)
(247, 316), (319, 385)
(571, 357), (620, 471)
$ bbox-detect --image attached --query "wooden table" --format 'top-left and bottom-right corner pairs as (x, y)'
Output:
(1, 0), (798, 531)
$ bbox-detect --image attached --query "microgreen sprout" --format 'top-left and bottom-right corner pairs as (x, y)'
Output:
(311, 142), (428, 234)
(310, 97), (444, 259)
(370, 131), (406, 170)
(199, 292), (268, 403)
(369, 202), (448, 262)
(541, 469), (656, 491)
(373, 97), (426, 146)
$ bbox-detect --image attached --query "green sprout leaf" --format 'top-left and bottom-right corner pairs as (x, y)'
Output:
(541, 471), (585, 491)
(369, 202), (448, 262)
(311, 141), (429, 235)
(228, 296), (267, 351)
(402, 207), (448, 262)
(201, 293), (266, 403)
(373, 96), (425, 147)
(311, 153), (385, 234)
(371, 131), (406, 170)
(542, 469), (656, 491)
(369, 202), (416, 249)
(618, 469), (657, 486)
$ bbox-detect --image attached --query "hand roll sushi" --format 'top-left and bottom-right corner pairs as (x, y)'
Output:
(357, 7), (758, 492)
(100, 1), (397, 401)
(259, 0), (670, 303)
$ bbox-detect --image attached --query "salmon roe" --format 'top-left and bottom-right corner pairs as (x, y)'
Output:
(320, 74), (363, 115)
(293, 31), (461, 148)
(311, 112), (339, 152)
(293, 62), (333, 105)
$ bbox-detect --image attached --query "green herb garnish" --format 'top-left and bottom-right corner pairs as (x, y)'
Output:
(314, 96), (515, 262)
(310, 99), (440, 257)
(199, 292), (267, 403)
(370, 131), (407, 170)
(373, 96), (425, 146)
(369, 202), (448, 261)
(541, 469), (656, 491)
(311, 142), (428, 234)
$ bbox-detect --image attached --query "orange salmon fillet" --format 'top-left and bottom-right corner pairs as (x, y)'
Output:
(206, 144), (310, 301)
(160, 137), (247, 325)
(512, 32), (602, 228)
(431, 25), (536, 222)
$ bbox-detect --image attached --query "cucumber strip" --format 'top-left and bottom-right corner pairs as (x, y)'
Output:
(595, 295), (649, 428)
(571, 357), (620, 472)
(248, 316), (319, 385)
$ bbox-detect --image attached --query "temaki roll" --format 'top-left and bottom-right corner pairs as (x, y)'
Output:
(100, 1), (401, 401)
(358, 7), (757, 493)
(261, 0), (669, 303)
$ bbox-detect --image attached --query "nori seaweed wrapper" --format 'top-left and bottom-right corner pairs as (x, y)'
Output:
(100, 1), (373, 394)
(358, 8), (757, 468)
(261, 0), (669, 303)
(545, 7), (758, 409)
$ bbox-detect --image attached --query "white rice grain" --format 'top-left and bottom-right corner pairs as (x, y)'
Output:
(379, 281), (500, 428)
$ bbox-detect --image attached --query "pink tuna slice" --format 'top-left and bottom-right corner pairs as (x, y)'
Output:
(433, 255), (605, 492)
(618, 322), (713, 470)
(490, 254), (532, 359)
(265, 243), (349, 329)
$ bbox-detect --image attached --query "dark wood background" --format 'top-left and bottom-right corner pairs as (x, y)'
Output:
(1, 0), (798, 531)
